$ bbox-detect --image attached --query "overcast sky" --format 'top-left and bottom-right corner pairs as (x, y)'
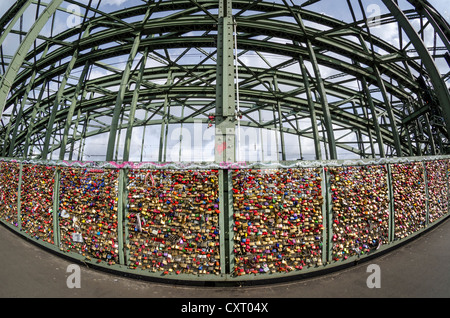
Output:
(0, 0), (447, 55)
(0, 0), (448, 21)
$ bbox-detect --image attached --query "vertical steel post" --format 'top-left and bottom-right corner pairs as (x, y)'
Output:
(283, 0), (337, 159)
(114, 110), (125, 161)
(59, 60), (91, 160)
(123, 169), (130, 266)
(69, 108), (83, 161)
(356, 1), (403, 157)
(123, 48), (148, 162)
(423, 161), (430, 226)
(23, 77), (49, 158)
(52, 167), (61, 247)
(383, 0), (450, 136)
(373, 65), (403, 156)
(7, 65), (41, 157)
(215, 0), (236, 164)
(79, 110), (90, 161)
(2, 96), (19, 155)
(159, 71), (172, 162)
(295, 114), (303, 160)
(178, 104), (185, 161)
(17, 163), (23, 231)
(299, 54), (322, 160)
(386, 164), (395, 242)
(0, 0), (64, 119)
(42, 27), (91, 159)
(216, 0), (236, 275)
(361, 105), (376, 158)
(117, 168), (126, 265)
(259, 109), (265, 162)
(140, 110), (148, 162)
(219, 169), (233, 275)
(273, 76), (286, 161)
(106, 33), (141, 161)
(321, 166), (331, 264)
(360, 76), (386, 158)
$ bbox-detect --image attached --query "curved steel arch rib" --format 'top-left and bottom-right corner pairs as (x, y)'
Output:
(6, 65), (408, 159)
(0, 0), (448, 162)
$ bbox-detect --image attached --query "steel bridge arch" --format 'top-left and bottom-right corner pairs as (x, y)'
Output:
(0, 0), (449, 162)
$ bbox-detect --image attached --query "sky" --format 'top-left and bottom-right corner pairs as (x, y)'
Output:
(1, 0), (447, 67)
(0, 0), (448, 27)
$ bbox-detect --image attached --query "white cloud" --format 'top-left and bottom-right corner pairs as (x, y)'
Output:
(101, 0), (128, 6)
(428, 0), (450, 23)
(0, 1), (15, 14)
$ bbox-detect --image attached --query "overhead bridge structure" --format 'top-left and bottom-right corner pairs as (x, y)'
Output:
(0, 0), (449, 284)
(0, 0), (449, 161)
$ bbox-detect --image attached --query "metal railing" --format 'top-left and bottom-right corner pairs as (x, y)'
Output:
(0, 155), (449, 283)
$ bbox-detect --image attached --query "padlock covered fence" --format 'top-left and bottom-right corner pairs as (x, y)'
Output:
(0, 156), (449, 283)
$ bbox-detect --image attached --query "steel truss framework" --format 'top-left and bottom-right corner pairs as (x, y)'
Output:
(0, 0), (449, 163)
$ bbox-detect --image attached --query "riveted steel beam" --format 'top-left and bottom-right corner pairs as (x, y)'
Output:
(0, 0), (32, 47)
(382, 0), (450, 144)
(215, 0), (236, 163)
(0, 0), (64, 119)
(1, 0), (448, 161)
(58, 60), (91, 160)
(105, 32), (141, 161)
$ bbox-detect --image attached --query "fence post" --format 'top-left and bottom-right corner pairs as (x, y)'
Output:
(219, 168), (233, 275)
(423, 161), (430, 227)
(447, 160), (450, 215)
(122, 168), (130, 266)
(117, 168), (126, 265)
(53, 167), (61, 247)
(386, 163), (395, 242)
(322, 166), (332, 264)
(17, 163), (23, 231)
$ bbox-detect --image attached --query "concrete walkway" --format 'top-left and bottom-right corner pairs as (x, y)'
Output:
(1, 217), (450, 299)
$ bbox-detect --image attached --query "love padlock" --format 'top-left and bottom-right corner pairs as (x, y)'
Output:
(0, 162), (20, 226)
(232, 168), (324, 275)
(59, 167), (119, 265)
(20, 164), (55, 243)
(329, 165), (389, 261)
(126, 169), (221, 275)
(391, 162), (426, 239)
(425, 160), (448, 223)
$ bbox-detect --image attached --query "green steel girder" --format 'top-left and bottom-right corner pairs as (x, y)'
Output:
(58, 60), (91, 161)
(15, 0), (423, 72)
(0, 97), (412, 158)
(0, 0), (64, 118)
(383, 0), (450, 140)
(41, 112), (366, 162)
(0, 0), (30, 31)
(0, 62), (416, 159)
(214, 0), (236, 163)
(11, 64), (404, 135)
(3, 2), (428, 113)
(7, 16), (420, 97)
(105, 32), (142, 161)
(9, 81), (404, 158)
(3, 32), (415, 127)
(408, 0), (450, 51)
(0, 0), (32, 47)
(0, 0), (449, 161)
(11, 64), (381, 116)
